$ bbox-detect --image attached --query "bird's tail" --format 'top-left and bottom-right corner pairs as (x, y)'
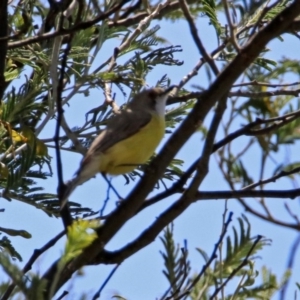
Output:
(60, 176), (81, 209)
(59, 158), (99, 208)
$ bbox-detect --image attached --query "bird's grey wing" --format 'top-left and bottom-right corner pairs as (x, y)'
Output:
(87, 109), (152, 156)
(62, 110), (151, 202)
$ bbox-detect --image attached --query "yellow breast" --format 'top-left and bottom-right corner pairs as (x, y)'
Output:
(101, 114), (165, 175)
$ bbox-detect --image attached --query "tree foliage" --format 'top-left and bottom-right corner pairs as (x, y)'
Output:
(0, 0), (300, 299)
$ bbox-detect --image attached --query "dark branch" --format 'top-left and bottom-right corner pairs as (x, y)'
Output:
(1, 230), (65, 300)
(179, 0), (219, 76)
(0, 0), (8, 99)
(94, 188), (300, 265)
(55, 32), (73, 228)
(209, 235), (263, 299)
(7, 0), (131, 49)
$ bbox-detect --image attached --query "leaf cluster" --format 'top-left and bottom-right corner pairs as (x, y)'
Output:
(159, 216), (284, 300)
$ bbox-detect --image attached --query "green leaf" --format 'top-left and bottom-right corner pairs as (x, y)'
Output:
(61, 219), (100, 264)
(0, 236), (22, 261)
(0, 226), (31, 239)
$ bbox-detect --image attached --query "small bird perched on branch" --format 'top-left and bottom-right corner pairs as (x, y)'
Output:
(61, 86), (175, 206)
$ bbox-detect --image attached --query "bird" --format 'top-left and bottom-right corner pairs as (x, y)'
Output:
(61, 86), (175, 205)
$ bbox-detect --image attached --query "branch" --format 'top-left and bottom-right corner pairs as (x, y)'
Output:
(213, 109), (300, 152)
(7, 0), (131, 49)
(182, 213), (234, 300)
(209, 235), (263, 299)
(229, 88), (300, 98)
(106, 0), (195, 27)
(279, 234), (300, 300)
(194, 188), (300, 202)
(243, 166), (300, 190)
(169, 86), (300, 105)
(140, 108), (300, 212)
(177, 42), (226, 90)
(60, 115), (86, 155)
(1, 230), (65, 300)
(239, 196), (300, 229)
(222, 0), (240, 51)
(248, 0), (277, 37)
(92, 2), (170, 75)
(93, 186), (300, 265)
(179, 0), (219, 76)
(232, 80), (300, 88)
(52, 24), (73, 228)
(92, 264), (120, 300)
(0, 0), (8, 99)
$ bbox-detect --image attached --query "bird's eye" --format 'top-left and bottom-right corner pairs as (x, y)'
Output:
(148, 90), (157, 99)
(148, 90), (157, 105)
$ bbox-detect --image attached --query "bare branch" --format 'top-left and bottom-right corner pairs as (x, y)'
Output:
(7, 0), (131, 49)
(230, 88), (300, 98)
(210, 235), (263, 299)
(279, 234), (300, 300)
(177, 42), (227, 90)
(0, 0), (7, 99)
(232, 80), (300, 88)
(179, 0), (219, 76)
(53, 26), (73, 228)
(213, 109), (300, 152)
(1, 230), (65, 300)
(222, 0), (240, 51)
(243, 166), (300, 190)
(92, 264), (120, 300)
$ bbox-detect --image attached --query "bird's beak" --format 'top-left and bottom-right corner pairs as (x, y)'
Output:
(161, 85), (177, 96)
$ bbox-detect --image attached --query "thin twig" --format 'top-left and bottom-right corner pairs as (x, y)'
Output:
(176, 42), (226, 91)
(103, 48), (120, 113)
(92, 264), (120, 299)
(230, 88), (300, 98)
(178, 0), (219, 76)
(1, 230), (65, 300)
(53, 22), (73, 228)
(123, 188), (297, 230)
(7, 0), (131, 49)
(168, 87), (300, 105)
(284, 203), (300, 225)
(219, 200), (229, 299)
(222, 0), (240, 51)
(280, 234), (300, 300)
(243, 166), (300, 190)
(56, 290), (68, 300)
(92, 1), (169, 75)
(232, 80), (300, 88)
(177, 213), (234, 299)
(60, 115), (86, 155)
(209, 235), (263, 299)
(213, 110), (300, 152)
(0, 0), (8, 100)
(237, 198), (300, 230)
(249, 0), (273, 37)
